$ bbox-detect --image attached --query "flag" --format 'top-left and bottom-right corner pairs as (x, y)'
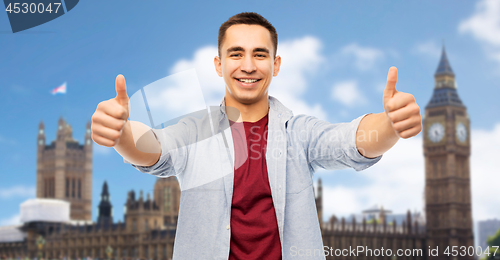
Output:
(50, 82), (66, 95)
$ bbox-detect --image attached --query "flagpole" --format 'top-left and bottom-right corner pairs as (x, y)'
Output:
(63, 86), (67, 120)
(62, 82), (67, 121)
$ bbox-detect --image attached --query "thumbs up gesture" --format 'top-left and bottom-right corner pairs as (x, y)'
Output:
(91, 75), (130, 147)
(383, 67), (422, 139)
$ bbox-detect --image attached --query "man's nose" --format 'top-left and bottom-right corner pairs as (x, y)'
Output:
(240, 55), (256, 74)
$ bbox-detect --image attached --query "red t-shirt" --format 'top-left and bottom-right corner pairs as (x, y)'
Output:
(229, 114), (282, 260)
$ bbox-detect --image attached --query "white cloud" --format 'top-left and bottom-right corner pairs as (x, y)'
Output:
(129, 48), (219, 126)
(459, 0), (500, 64)
(470, 123), (500, 221)
(340, 43), (384, 71)
(165, 37), (328, 120)
(318, 123), (500, 223)
(0, 186), (35, 199)
(330, 80), (367, 107)
(319, 136), (425, 220)
(270, 36), (328, 120)
(413, 40), (441, 58)
(169, 46), (225, 107)
(0, 214), (20, 226)
(137, 69), (207, 125)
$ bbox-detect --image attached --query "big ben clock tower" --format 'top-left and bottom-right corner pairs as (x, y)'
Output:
(424, 47), (474, 259)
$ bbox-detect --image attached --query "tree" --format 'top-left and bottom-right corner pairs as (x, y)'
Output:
(484, 228), (500, 260)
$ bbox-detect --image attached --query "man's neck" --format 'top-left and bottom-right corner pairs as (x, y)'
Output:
(224, 94), (269, 123)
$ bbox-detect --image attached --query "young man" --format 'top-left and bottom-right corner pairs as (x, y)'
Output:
(91, 12), (421, 260)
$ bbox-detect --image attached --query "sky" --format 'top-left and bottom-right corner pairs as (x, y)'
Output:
(0, 0), (499, 239)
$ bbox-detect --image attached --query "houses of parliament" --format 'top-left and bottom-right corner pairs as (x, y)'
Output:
(0, 48), (474, 259)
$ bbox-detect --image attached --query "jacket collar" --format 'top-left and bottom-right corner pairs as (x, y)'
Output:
(218, 95), (293, 123)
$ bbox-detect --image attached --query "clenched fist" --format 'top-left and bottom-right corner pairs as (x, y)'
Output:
(91, 75), (130, 147)
(383, 67), (422, 139)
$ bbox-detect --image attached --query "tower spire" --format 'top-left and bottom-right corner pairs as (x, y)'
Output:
(101, 181), (109, 198)
(97, 181), (113, 225)
(426, 45), (464, 109)
(435, 45), (454, 77)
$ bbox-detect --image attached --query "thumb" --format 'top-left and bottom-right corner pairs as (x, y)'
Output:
(383, 66), (398, 108)
(115, 74), (129, 109)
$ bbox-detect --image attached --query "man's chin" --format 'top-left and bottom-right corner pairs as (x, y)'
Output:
(233, 94), (263, 105)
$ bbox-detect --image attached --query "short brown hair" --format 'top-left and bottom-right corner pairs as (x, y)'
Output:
(218, 12), (278, 58)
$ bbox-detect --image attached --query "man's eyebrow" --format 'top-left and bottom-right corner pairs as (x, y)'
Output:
(226, 46), (270, 54)
(227, 46), (244, 54)
(253, 48), (269, 54)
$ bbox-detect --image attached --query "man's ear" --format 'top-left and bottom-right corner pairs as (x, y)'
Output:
(214, 56), (223, 77)
(273, 55), (282, 77)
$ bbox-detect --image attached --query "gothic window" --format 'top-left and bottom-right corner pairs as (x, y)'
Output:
(47, 178), (50, 198)
(132, 219), (137, 232)
(145, 219), (149, 232)
(72, 178), (75, 198)
(51, 178), (54, 197)
(164, 187), (172, 212)
(77, 179), (81, 199)
(66, 178), (70, 198)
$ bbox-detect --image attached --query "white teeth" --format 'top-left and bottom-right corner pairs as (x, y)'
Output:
(238, 79), (258, 83)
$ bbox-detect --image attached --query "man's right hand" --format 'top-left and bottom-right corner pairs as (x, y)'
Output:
(91, 75), (130, 147)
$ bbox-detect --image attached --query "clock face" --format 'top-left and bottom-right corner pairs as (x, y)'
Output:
(428, 122), (445, 143)
(456, 122), (467, 143)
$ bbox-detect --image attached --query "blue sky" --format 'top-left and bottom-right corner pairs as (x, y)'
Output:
(1, 0), (499, 232)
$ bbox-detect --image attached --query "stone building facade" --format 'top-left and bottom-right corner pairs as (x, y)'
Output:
(36, 118), (93, 221)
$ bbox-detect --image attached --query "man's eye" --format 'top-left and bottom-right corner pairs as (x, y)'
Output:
(230, 54), (241, 57)
(256, 54), (266, 57)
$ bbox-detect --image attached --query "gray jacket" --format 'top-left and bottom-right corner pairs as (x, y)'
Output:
(128, 95), (382, 259)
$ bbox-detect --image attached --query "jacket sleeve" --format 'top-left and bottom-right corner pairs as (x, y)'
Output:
(293, 114), (382, 172)
(124, 118), (191, 178)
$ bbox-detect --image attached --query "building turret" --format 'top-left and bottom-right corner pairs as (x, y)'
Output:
(36, 121), (48, 198)
(97, 181), (112, 226)
(125, 189), (162, 232)
(153, 177), (181, 225)
(35, 117), (92, 221)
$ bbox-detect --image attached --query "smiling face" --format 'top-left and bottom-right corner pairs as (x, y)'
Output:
(214, 24), (281, 107)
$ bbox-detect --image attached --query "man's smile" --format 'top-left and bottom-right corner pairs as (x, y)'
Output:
(235, 77), (262, 83)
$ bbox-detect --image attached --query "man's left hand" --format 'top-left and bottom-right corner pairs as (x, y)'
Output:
(382, 67), (422, 139)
